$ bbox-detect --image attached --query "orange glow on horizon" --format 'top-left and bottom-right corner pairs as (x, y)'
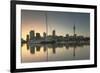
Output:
(21, 23), (46, 40)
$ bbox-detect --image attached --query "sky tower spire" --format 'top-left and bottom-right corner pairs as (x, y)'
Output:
(73, 24), (76, 36)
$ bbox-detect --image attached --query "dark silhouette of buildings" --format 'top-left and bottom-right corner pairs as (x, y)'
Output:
(66, 34), (69, 37)
(43, 32), (46, 38)
(29, 30), (35, 40)
(26, 34), (29, 42)
(21, 38), (26, 45)
(36, 33), (41, 38)
(21, 24), (90, 45)
(52, 30), (56, 37)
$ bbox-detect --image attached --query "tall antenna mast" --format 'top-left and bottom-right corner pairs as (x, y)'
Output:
(45, 11), (48, 61)
(73, 24), (76, 35)
(45, 12), (48, 37)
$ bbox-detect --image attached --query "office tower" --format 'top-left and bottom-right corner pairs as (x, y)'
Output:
(29, 30), (35, 40)
(36, 33), (41, 38)
(66, 34), (69, 37)
(43, 32), (46, 38)
(26, 34), (29, 42)
(52, 30), (56, 37)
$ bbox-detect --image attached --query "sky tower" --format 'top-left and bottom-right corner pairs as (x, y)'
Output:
(73, 24), (76, 36)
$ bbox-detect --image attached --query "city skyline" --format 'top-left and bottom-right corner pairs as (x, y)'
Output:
(21, 10), (90, 40)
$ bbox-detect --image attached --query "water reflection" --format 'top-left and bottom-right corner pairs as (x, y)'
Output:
(21, 43), (90, 62)
(23, 43), (88, 54)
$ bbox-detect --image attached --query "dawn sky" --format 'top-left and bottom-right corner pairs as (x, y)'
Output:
(21, 10), (90, 40)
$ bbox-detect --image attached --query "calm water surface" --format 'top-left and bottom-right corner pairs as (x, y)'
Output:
(21, 43), (90, 63)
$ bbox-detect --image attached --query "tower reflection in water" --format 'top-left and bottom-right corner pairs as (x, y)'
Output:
(21, 43), (90, 62)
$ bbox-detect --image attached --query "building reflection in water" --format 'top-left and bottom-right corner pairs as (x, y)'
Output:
(22, 42), (89, 58)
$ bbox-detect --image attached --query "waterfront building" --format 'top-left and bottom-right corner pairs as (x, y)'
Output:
(29, 30), (35, 40)
(52, 30), (56, 37)
(26, 34), (29, 42)
(36, 33), (41, 38)
(43, 32), (46, 38)
(66, 34), (69, 37)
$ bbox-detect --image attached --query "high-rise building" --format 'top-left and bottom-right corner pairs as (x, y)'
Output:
(36, 33), (41, 38)
(29, 30), (35, 40)
(66, 34), (69, 37)
(26, 34), (29, 42)
(52, 30), (56, 37)
(43, 32), (46, 38)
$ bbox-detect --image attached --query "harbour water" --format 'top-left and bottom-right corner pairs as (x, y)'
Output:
(21, 43), (90, 63)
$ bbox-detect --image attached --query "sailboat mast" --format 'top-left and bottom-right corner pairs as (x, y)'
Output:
(45, 12), (48, 61)
(73, 24), (75, 35)
(45, 12), (48, 37)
